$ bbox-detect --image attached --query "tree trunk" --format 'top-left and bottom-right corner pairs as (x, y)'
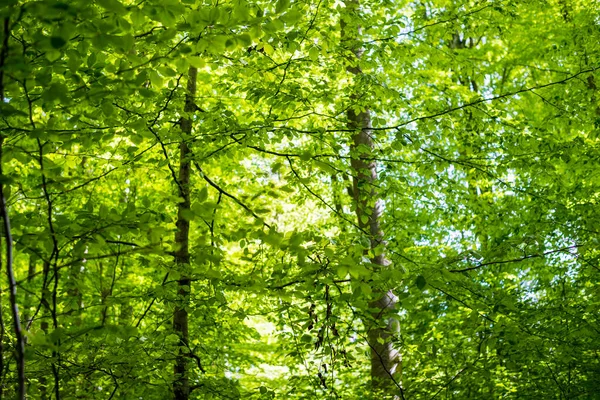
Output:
(341, 2), (402, 398)
(0, 16), (26, 399)
(173, 66), (197, 400)
(23, 256), (36, 329)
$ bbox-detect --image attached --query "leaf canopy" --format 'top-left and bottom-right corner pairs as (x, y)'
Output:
(0, 0), (599, 399)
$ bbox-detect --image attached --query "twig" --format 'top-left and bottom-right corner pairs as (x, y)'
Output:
(192, 161), (271, 229)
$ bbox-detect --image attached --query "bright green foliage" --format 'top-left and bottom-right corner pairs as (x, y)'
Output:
(1, 0), (600, 399)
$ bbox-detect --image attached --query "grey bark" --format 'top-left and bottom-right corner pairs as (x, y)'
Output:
(341, 2), (402, 398)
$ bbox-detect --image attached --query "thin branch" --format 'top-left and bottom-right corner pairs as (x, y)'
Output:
(369, 2), (494, 43)
(134, 26), (167, 39)
(286, 156), (367, 235)
(449, 245), (582, 273)
(135, 273), (169, 328)
(383, 66), (599, 132)
(429, 364), (472, 399)
(192, 161), (271, 229)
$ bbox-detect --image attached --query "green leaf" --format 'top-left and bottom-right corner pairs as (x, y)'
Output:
(262, 42), (274, 55)
(198, 187), (208, 202)
(50, 36), (67, 49)
(300, 334), (312, 343)
(209, 7), (221, 23)
(188, 56), (205, 69)
(282, 9), (302, 24)
(275, 0), (290, 13)
(97, 0), (127, 14)
(336, 265), (349, 279)
(416, 275), (426, 291)
(166, 334), (180, 343)
(45, 50), (62, 62)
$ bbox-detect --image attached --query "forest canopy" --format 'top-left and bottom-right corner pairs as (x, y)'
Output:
(1, 0), (600, 399)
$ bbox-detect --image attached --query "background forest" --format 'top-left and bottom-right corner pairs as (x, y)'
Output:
(1, 0), (600, 399)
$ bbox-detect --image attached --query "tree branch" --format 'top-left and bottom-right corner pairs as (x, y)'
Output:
(449, 245), (582, 273)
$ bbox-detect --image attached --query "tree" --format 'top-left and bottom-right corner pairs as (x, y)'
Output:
(341, 0), (401, 397)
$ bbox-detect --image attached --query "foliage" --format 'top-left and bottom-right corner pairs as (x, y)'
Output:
(0, 0), (599, 398)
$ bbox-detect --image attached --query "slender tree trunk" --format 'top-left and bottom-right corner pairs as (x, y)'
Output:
(40, 261), (50, 400)
(0, 16), (25, 400)
(23, 256), (36, 330)
(173, 66), (197, 400)
(341, 2), (402, 398)
(0, 235), (4, 399)
(68, 263), (82, 326)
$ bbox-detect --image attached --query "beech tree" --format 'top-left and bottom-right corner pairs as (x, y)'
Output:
(0, 0), (599, 399)
(341, 0), (400, 397)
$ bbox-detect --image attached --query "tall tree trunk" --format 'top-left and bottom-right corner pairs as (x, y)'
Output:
(0, 16), (25, 400)
(173, 66), (197, 400)
(341, 2), (402, 398)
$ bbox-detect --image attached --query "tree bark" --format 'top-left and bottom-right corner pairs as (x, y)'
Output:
(0, 15), (26, 400)
(23, 256), (36, 331)
(173, 66), (197, 400)
(341, 2), (402, 398)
